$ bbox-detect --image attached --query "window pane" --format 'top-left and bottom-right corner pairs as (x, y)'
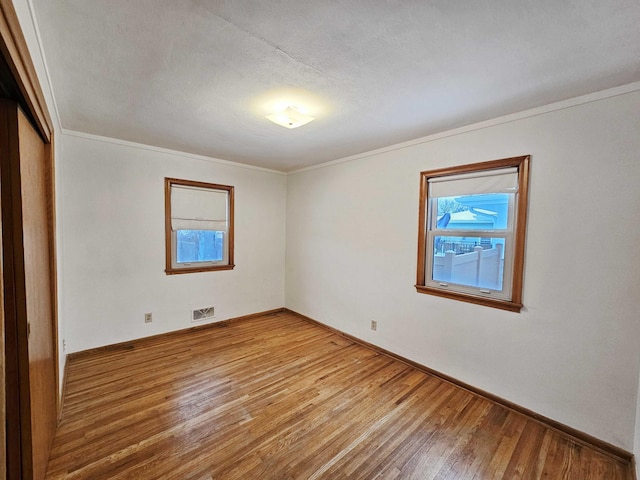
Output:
(176, 230), (224, 263)
(435, 193), (512, 230)
(432, 235), (505, 290)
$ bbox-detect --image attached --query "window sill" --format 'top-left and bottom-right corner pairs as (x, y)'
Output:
(415, 285), (522, 313)
(165, 264), (235, 275)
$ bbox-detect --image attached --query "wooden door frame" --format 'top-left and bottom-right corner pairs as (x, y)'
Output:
(1, 98), (32, 479)
(0, 0), (52, 142)
(0, 182), (4, 480)
(0, 1), (57, 478)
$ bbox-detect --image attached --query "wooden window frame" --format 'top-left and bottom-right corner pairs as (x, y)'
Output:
(165, 177), (235, 275)
(416, 155), (530, 312)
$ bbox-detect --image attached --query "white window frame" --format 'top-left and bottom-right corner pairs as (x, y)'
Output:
(425, 193), (516, 301)
(416, 156), (530, 312)
(165, 178), (235, 275)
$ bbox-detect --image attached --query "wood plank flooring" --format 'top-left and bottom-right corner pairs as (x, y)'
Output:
(45, 311), (632, 479)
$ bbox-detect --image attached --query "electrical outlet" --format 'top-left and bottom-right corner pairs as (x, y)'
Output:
(63, 339), (66, 352)
(145, 312), (152, 323)
(371, 320), (377, 331)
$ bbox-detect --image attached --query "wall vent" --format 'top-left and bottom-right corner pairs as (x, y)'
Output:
(192, 306), (215, 322)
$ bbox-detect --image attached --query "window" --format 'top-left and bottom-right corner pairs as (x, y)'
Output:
(416, 156), (530, 312)
(165, 178), (234, 274)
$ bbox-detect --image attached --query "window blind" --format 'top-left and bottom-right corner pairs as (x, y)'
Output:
(428, 167), (518, 198)
(171, 185), (228, 231)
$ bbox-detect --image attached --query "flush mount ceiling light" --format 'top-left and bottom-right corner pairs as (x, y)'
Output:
(266, 106), (315, 129)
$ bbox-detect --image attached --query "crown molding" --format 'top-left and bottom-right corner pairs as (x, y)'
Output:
(61, 129), (286, 175)
(289, 81), (640, 175)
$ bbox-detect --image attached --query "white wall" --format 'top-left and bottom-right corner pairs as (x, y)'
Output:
(14, 0), (640, 460)
(285, 88), (640, 450)
(60, 133), (286, 353)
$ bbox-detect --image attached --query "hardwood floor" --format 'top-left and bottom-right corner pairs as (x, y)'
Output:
(46, 311), (632, 479)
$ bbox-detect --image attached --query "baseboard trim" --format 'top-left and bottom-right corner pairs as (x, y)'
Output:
(68, 308), (286, 361)
(64, 306), (633, 468)
(284, 308), (633, 465)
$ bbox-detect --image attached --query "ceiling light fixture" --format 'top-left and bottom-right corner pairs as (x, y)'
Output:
(266, 106), (315, 129)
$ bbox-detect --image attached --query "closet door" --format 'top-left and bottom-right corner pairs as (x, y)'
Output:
(1, 100), (56, 480)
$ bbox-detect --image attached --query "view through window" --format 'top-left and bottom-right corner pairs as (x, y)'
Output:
(416, 156), (530, 312)
(176, 230), (224, 264)
(165, 178), (234, 274)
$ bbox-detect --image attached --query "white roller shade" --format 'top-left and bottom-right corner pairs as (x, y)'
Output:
(429, 167), (518, 198)
(171, 185), (228, 231)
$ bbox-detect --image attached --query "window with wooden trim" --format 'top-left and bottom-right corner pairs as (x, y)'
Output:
(416, 156), (530, 312)
(165, 178), (234, 274)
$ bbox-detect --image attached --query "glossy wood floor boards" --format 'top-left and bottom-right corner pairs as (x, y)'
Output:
(46, 312), (632, 479)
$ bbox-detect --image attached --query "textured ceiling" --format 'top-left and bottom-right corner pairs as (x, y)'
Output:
(33, 0), (640, 171)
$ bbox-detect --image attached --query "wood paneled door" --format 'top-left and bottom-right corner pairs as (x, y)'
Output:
(1, 99), (57, 480)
